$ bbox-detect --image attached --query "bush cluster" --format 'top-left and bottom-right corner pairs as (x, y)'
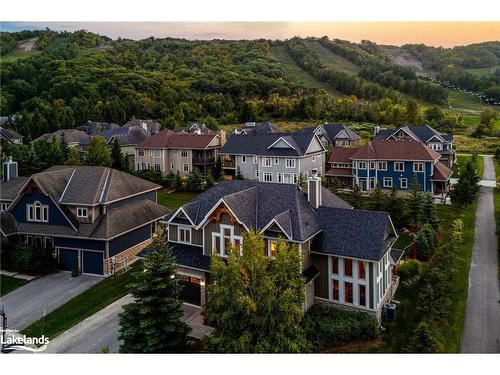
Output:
(1, 241), (57, 275)
(303, 304), (379, 350)
(397, 259), (422, 281)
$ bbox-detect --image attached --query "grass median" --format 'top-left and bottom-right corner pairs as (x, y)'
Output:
(22, 262), (140, 340)
(0, 275), (27, 296)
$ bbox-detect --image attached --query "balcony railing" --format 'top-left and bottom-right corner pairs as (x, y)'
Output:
(192, 157), (215, 165)
(222, 160), (236, 169)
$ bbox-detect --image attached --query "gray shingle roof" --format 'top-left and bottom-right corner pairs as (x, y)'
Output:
(176, 180), (350, 242)
(0, 177), (29, 201)
(220, 130), (320, 157)
(0, 128), (24, 141)
(36, 166), (161, 205)
(374, 125), (453, 143)
(314, 207), (396, 261)
(3, 199), (169, 240)
(35, 129), (90, 144)
(322, 123), (361, 141)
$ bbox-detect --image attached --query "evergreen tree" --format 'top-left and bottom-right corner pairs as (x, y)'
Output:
(328, 177), (341, 194)
(415, 230), (431, 261)
(213, 158), (223, 181)
(235, 166), (243, 180)
(111, 138), (124, 170)
(118, 235), (191, 353)
(58, 133), (70, 161)
(406, 176), (424, 226)
(173, 170), (183, 191)
(368, 185), (386, 211)
(350, 184), (364, 209)
(86, 136), (112, 167)
(453, 160), (480, 204)
(205, 171), (216, 189)
(65, 147), (82, 166)
(421, 193), (439, 228)
(47, 135), (63, 166)
(187, 169), (203, 191)
(297, 172), (307, 189)
(204, 230), (309, 353)
(405, 321), (443, 353)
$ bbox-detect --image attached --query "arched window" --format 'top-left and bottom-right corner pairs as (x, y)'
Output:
(27, 201), (49, 222)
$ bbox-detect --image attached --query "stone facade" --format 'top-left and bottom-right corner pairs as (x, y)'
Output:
(104, 238), (152, 275)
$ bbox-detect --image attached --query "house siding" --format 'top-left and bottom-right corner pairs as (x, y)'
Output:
(312, 253), (329, 299)
(10, 188), (72, 227)
(54, 237), (105, 252)
(203, 213), (244, 255)
(109, 224), (151, 257)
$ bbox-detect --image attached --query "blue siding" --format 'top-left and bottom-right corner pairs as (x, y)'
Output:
(108, 191), (157, 209)
(10, 189), (71, 226)
(54, 237), (105, 251)
(109, 224), (151, 257)
(353, 160), (433, 192)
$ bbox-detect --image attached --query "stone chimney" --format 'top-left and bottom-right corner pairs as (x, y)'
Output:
(2, 156), (18, 182)
(308, 168), (322, 209)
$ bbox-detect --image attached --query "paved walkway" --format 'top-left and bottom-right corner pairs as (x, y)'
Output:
(461, 155), (500, 353)
(43, 295), (213, 353)
(0, 272), (101, 330)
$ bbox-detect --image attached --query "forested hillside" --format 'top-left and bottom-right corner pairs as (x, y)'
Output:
(0, 30), (498, 141)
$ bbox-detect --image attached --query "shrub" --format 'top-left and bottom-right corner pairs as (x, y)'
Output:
(397, 259), (422, 281)
(420, 224), (437, 250)
(3, 243), (57, 275)
(303, 305), (379, 350)
(415, 230), (432, 261)
(405, 321), (443, 353)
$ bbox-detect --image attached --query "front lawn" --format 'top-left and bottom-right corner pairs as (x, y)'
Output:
(453, 154), (484, 177)
(157, 190), (199, 211)
(22, 262), (141, 340)
(0, 275), (27, 296)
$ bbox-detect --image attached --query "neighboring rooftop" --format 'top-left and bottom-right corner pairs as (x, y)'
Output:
(0, 127), (24, 142)
(236, 122), (282, 135)
(35, 129), (90, 145)
(136, 129), (220, 149)
(124, 119), (160, 135)
(374, 124), (453, 144)
(220, 130), (323, 157)
(329, 139), (442, 162)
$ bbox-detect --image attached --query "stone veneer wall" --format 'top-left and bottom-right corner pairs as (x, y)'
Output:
(104, 238), (152, 275)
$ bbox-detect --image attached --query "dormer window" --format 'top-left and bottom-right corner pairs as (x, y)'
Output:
(77, 207), (88, 218)
(27, 201), (49, 222)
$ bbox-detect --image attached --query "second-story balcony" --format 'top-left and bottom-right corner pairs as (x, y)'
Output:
(222, 159), (236, 169)
(192, 157), (216, 165)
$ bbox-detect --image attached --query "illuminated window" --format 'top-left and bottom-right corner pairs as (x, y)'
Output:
(332, 280), (339, 301)
(331, 256), (339, 275)
(359, 284), (366, 306)
(344, 258), (353, 277)
(344, 282), (353, 304)
(268, 241), (277, 258)
(358, 261), (365, 279)
(212, 225), (242, 257)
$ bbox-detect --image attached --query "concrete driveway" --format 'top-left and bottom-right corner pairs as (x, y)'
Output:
(0, 272), (101, 330)
(44, 296), (213, 353)
(461, 156), (500, 353)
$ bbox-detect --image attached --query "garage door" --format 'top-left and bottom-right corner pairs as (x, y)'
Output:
(59, 249), (78, 271)
(82, 251), (104, 275)
(179, 276), (201, 306)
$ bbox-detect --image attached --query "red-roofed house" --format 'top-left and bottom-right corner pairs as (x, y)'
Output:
(326, 140), (453, 195)
(134, 130), (222, 176)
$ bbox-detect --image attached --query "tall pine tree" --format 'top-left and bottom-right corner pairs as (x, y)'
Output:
(118, 235), (191, 353)
(111, 138), (124, 170)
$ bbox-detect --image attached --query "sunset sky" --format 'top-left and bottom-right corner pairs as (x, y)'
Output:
(2, 22), (499, 47)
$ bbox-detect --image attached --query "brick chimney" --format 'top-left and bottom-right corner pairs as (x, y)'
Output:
(308, 168), (322, 209)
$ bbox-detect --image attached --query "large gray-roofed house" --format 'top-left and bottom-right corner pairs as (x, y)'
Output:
(374, 124), (456, 168)
(1, 163), (169, 276)
(164, 174), (400, 316)
(295, 123), (361, 149)
(220, 130), (326, 182)
(35, 129), (90, 151)
(0, 127), (24, 145)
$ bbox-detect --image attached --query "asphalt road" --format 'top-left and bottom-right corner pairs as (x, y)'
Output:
(0, 272), (101, 330)
(461, 155), (500, 353)
(44, 295), (208, 353)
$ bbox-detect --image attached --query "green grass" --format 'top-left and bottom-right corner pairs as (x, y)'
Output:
(454, 135), (499, 154)
(0, 275), (27, 296)
(306, 41), (360, 75)
(157, 190), (199, 211)
(22, 263), (140, 340)
(453, 154), (484, 177)
(374, 200), (478, 353)
(436, 201), (478, 352)
(271, 45), (327, 90)
(446, 89), (498, 113)
(2, 49), (39, 62)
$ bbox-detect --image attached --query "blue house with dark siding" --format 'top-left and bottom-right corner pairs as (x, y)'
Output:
(326, 139), (453, 195)
(1, 160), (169, 275)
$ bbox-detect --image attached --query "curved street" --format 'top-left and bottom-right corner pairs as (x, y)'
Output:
(461, 155), (500, 353)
